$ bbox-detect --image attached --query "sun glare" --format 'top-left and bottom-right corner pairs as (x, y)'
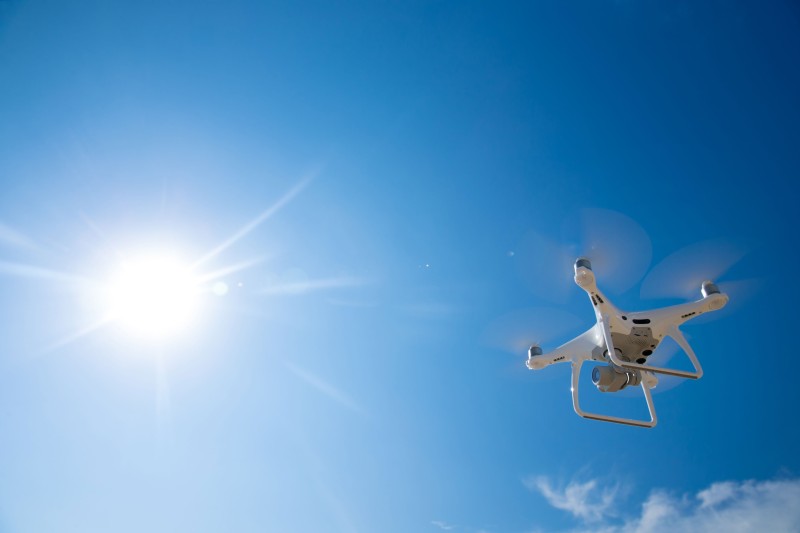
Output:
(107, 254), (200, 339)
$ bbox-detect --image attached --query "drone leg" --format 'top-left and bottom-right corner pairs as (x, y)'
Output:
(599, 314), (703, 380)
(666, 326), (704, 379)
(570, 359), (657, 428)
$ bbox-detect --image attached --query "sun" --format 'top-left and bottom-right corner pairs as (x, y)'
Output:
(106, 254), (201, 339)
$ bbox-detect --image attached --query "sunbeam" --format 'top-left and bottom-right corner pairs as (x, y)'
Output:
(192, 176), (312, 269)
(195, 256), (268, 285)
(285, 362), (364, 415)
(155, 354), (174, 447)
(260, 276), (367, 295)
(0, 260), (95, 287)
(42, 316), (115, 354)
(0, 222), (41, 252)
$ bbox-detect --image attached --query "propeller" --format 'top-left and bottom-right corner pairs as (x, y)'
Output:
(482, 306), (585, 378)
(640, 238), (761, 320)
(515, 208), (652, 304)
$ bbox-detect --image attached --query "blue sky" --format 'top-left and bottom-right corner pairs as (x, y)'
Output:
(0, 1), (799, 532)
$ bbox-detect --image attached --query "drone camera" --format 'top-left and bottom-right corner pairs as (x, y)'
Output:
(591, 365), (638, 393)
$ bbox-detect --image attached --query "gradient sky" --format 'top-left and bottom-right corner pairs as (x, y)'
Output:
(1, 1), (799, 532)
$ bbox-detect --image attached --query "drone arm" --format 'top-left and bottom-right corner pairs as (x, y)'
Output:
(570, 359), (657, 428)
(644, 294), (728, 327)
(527, 329), (599, 370)
(526, 351), (573, 370)
(600, 313), (703, 380)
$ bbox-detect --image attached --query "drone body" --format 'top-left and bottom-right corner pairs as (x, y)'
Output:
(527, 258), (728, 428)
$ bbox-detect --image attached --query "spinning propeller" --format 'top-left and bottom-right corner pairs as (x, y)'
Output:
(515, 208), (652, 304)
(483, 306), (583, 378)
(640, 238), (760, 321)
(487, 209), (652, 380)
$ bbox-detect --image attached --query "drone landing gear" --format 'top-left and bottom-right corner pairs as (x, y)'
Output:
(571, 359), (657, 428)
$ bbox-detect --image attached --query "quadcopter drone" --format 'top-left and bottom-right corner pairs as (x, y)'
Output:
(526, 257), (728, 428)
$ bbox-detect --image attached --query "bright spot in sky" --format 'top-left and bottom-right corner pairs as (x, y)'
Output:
(106, 254), (200, 339)
(212, 281), (229, 296)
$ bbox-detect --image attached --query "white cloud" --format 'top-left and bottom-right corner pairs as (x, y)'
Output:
(431, 520), (456, 530)
(529, 476), (800, 533)
(525, 476), (620, 523)
(696, 481), (738, 508)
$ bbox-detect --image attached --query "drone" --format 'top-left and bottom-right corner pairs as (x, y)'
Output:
(526, 257), (728, 428)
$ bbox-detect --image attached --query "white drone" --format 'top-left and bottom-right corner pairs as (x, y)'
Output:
(526, 257), (728, 428)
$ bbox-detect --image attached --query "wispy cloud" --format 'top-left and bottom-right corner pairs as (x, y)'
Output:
(525, 476), (620, 523)
(285, 362), (364, 415)
(528, 475), (800, 533)
(431, 520), (456, 530)
(696, 480), (739, 509)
